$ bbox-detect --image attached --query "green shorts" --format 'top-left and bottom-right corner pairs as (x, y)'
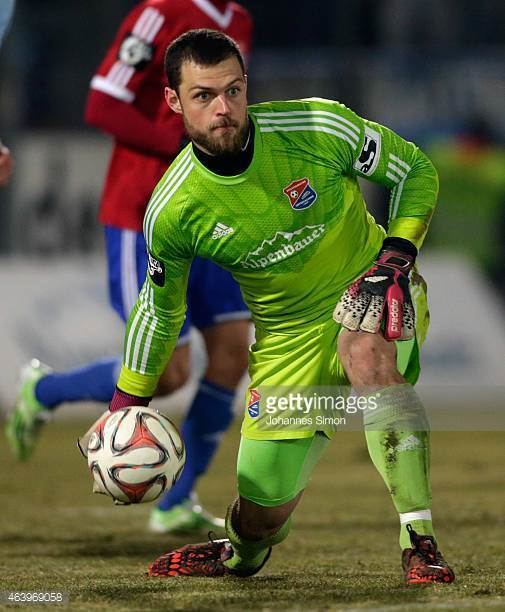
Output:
(237, 433), (330, 506)
(241, 271), (429, 441)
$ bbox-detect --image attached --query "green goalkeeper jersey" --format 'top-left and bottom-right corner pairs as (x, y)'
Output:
(119, 97), (438, 396)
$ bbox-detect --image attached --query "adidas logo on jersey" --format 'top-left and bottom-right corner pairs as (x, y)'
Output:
(212, 223), (234, 239)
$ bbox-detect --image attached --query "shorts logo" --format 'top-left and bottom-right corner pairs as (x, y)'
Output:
(353, 126), (381, 176)
(247, 389), (261, 418)
(147, 251), (165, 287)
(283, 178), (317, 210)
(119, 34), (153, 69)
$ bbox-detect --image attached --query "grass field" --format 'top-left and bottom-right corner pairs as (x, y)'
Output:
(1, 418), (505, 611)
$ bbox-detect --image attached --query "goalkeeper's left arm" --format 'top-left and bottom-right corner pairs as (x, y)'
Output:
(326, 101), (438, 339)
(352, 115), (439, 249)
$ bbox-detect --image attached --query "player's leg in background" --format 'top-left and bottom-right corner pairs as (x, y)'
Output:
(150, 258), (250, 533)
(5, 227), (147, 460)
(337, 321), (454, 583)
(155, 342), (191, 396)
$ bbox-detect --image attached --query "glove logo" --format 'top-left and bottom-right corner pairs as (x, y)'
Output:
(283, 178), (317, 210)
(147, 251), (165, 287)
(247, 389), (261, 418)
(389, 297), (400, 333)
(364, 275), (388, 283)
(354, 126), (381, 176)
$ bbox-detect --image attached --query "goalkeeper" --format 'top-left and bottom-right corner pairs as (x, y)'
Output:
(87, 29), (455, 584)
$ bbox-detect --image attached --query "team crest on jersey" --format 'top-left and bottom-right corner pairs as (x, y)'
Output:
(247, 389), (261, 418)
(147, 251), (165, 287)
(283, 178), (317, 210)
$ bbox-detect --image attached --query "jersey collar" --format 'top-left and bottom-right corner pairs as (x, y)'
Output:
(190, 113), (263, 184)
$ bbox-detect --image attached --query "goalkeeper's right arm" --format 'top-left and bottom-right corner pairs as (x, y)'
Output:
(78, 252), (190, 458)
(117, 248), (191, 399)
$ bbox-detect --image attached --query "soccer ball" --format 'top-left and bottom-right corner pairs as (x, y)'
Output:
(86, 407), (185, 504)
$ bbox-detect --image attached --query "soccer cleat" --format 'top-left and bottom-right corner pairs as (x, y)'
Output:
(148, 537), (271, 577)
(5, 359), (52, 461)
(148, 493), (226, 535)
(402, 524), (455, 585)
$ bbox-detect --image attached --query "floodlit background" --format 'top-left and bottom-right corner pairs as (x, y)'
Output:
(1, 3), (505, 610)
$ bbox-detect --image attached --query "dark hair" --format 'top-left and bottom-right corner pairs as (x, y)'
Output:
(164, 29), (245, 92)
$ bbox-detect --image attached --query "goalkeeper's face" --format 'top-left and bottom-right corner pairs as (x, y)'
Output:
(165, 57), (249, 156)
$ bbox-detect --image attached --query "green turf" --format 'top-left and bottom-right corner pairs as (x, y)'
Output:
(1, 419), (505, 611)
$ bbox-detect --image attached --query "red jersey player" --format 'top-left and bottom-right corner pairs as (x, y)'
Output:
(7, 1), (253, 536)
(0, 0), (15, 186)
(89, 0), (252, 235)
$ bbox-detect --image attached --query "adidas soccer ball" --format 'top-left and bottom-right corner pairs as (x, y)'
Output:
(86, 407), (185, 504)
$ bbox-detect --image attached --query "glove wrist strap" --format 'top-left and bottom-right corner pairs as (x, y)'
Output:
(378, 237), (417, 272)
(109, 387), (151, 412)
(381, 236), (417, 258)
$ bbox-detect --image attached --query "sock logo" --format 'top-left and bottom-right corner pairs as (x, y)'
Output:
(396, 435), (423, 452)
(247, 389), (261, 418)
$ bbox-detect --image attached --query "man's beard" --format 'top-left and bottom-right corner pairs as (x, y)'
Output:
(184, 114), (249, 156)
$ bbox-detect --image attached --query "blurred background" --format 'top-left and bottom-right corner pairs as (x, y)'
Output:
(0, 0), (504, 411)
(2, 8), (505, 608)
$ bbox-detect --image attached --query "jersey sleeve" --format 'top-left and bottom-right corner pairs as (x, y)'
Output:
(90, 1), (170, 104)
(304, 98), (439, 249)
(117, 184), (193, 397)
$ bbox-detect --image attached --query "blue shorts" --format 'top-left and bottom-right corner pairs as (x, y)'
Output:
(104, 226), (250, 344)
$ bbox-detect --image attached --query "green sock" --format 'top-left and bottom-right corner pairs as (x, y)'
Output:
(364, 384), (433, 549)
(223, 500), (291, 572)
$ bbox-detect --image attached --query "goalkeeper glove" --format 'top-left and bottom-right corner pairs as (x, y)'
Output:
(333, 237), (417, 341)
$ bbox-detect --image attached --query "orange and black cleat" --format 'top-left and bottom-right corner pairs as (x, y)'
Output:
(402, 524), (455, 585)
(148, 537), (271, 578)
(148, 538), (231, 577)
